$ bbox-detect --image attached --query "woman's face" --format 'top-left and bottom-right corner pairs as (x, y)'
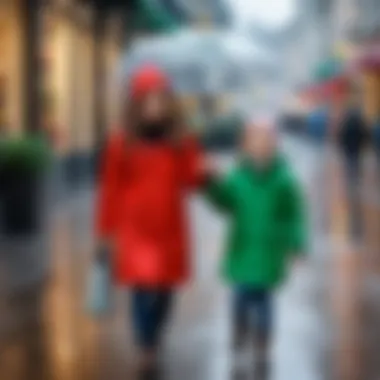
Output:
(140, 91), (169, 123)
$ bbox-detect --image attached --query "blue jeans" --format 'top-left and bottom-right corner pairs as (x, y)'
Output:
(234, 287), (273, 338)
(130, 289), (174, 349)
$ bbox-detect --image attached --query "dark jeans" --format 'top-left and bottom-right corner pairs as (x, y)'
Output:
(234, 287), (273, 341)
(130, 288), (174, 349)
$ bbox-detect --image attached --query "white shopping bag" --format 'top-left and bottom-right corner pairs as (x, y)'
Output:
(85, 248), (113, 316)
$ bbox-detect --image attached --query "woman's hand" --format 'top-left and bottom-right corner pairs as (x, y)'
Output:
(98, 239), (113, 250)
(97, 239), (113, 256)
(96, 240), (113, 265)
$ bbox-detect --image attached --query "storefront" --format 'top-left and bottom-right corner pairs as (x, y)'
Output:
(39, 1), (124, 186)
(104, 16), (124, 132)
(349, 0), (380, 124)
(40, 2), (96, 155)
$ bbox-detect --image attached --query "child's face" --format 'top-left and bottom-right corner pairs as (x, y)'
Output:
(140, 91), (169, 123)
(243, 125), (277, 165)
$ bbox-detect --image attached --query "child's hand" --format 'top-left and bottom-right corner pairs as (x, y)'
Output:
(292, 255), (308, 276)
(293, 254), (307, 267)
(293, 254), (306, 263)
(288, 255), (308, 286)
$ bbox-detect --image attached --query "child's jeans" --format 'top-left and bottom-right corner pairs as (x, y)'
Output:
(233, 287), (273, 341)
(130, 288), (174, 349)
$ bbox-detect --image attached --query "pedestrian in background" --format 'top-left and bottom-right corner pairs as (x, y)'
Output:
(336, 93), (368, 239)
(371, 113), (380, 181)
(205, 117), (307, 378)
(306, 103), (330, 144)
(95, 65), (207, 375)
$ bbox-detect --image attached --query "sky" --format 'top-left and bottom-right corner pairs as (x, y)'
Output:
(225, 0), (298, 30)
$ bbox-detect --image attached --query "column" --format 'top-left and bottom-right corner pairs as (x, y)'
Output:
(0, 2), (23, 135)
(21, 0), (42, 133)
(93, 4), (107, 144)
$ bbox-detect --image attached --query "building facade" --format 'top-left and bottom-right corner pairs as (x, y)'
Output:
(349, 0), (380, 123)
(0, 0), (125, 152)
(0, 0), (24, 135)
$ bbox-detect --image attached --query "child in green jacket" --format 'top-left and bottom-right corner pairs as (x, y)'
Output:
(206, 117), (307, 376)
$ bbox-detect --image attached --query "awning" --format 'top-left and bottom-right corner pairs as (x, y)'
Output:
(133, 0), (181, 33)
(356, 42), (380, 71)
(313, 57), (345, 82)
(306, 56), (349, 100)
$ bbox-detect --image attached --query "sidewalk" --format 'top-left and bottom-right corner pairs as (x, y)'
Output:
(1, 136), (334, 379)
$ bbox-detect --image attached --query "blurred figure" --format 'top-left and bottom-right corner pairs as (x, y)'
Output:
(205, 117), (307, 378)
(95, 65), (206, 376)
(307, 102), (329, 144)
(336, 93), (368, 239)
(372, 113), (380, 180)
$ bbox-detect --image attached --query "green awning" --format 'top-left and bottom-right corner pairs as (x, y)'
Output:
(313, 57), (344, 82)
(134, 0), (181, 33)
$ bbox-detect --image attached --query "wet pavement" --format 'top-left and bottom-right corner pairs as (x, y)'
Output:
(0, 135), (376, 380)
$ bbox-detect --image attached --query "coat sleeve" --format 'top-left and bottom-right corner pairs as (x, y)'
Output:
(281, 175), (308, 254)
(181, 135), (207, 189)
(205, 171), (236, 212)
(95, 134), (124, 239)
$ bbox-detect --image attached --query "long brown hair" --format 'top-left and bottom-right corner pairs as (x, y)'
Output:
(120, 88), (187, 144)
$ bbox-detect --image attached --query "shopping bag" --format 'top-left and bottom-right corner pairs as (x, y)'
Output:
(85, 246), (113, 316)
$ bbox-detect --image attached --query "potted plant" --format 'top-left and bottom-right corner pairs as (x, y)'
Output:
(0, 135), (51, 236)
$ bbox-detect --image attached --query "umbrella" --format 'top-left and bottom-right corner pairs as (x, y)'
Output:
(121, 29), (276, 93)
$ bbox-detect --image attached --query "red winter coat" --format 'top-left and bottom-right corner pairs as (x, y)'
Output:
(95, 132), (204, 287)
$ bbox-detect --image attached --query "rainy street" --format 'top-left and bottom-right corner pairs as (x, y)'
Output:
(1, 0), (380, 379)
(1, 135), (348, 380)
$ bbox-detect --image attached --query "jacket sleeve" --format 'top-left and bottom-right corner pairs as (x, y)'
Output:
(95, 134), (123, 239)
(205, 172), (236, 212)
(282, 176), (308, 254)
(181, 135), (207, 189)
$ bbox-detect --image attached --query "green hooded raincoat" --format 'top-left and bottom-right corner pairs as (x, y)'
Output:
(206, 156), (307, 288)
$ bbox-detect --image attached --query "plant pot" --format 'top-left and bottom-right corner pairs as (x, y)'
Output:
(1, 173), (42, 237)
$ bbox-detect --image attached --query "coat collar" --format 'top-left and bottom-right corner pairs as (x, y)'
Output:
(240, 154), (285, 180)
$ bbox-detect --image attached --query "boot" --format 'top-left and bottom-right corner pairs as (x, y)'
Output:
(234, 322), (249, 351)
(232, 322), (251, 377)
(253, 332), (271, 380)
(137, 348), (158, 377)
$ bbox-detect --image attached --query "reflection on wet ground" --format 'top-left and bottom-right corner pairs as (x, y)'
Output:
(0, 136), (379, 380)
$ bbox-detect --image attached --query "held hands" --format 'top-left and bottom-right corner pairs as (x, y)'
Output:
(199, 154), (221, 179)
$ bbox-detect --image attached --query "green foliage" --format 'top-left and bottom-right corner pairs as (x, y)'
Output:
(0, 135), (51, 175)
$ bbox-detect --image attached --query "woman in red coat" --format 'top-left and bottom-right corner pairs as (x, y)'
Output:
(95, 65), (205, 371)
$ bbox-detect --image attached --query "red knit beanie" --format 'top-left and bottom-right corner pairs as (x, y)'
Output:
(129, 64), (170, 99)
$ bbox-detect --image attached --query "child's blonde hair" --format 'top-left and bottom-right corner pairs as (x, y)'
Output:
(240, 113), (278, 148)
(244, 112), (278, 133)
